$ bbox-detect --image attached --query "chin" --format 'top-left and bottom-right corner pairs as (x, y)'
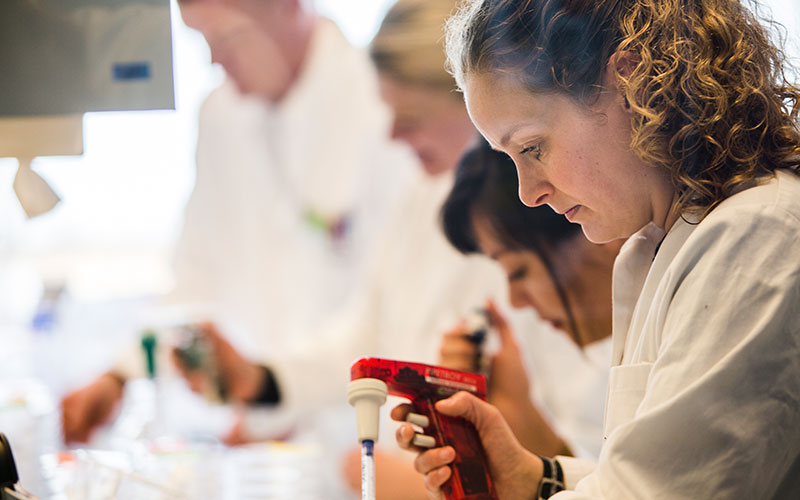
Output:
(580, 224), (622, 245)
(419, 157), (451, 177)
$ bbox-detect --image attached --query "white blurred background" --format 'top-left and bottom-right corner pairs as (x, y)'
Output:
(0, 0), (796, 309)
(0, 0), (797, 497)
(0, 0), (397, 310)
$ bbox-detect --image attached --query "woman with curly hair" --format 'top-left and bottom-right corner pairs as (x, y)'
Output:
(393, 0), (800, 498)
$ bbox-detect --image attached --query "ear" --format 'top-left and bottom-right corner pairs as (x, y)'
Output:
(608, 51), (639, 79)
(605, 51), (639, 111)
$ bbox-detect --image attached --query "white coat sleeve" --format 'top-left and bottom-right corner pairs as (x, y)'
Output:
(554, 205), (800, 498)
(265, 252), (384, 413)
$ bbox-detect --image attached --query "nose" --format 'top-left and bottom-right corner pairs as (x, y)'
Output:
(389, 123), (404, 142)
(390, 120), (412, 143)
(209, 46), (222, 66)
(507, 282), (531, 310)
(515, 167), (553, 207)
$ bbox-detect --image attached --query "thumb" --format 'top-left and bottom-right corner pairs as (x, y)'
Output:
(435, 392), (498, 433)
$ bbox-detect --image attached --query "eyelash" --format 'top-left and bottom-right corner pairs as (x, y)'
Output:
(519, 144), (542, 160)
(508, 266), (528, 281)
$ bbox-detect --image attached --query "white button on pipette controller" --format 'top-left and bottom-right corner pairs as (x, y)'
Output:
(412, 434), (437, 448)
(405, 412), (430, 428)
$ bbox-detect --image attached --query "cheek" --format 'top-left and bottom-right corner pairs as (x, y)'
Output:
(526, 280), (563, 312)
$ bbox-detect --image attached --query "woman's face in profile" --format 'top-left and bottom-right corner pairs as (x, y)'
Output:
(379, 75), (478, 176)
(472, 216), (572, 331)
(463, 72), (673, 244)
(472, 215), (614, 346)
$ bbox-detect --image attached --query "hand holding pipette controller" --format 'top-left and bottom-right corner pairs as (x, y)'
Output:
(348, 357), (498, 500)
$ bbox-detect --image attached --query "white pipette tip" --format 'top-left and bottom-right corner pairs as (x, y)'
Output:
(361, 439), (376, 500)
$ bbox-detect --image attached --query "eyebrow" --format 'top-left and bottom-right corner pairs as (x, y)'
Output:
(500, 124), (543, 149)
(489, 248), (512, 260)
(499, 125), (525, 148)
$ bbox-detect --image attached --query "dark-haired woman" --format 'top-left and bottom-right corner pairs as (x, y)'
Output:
(395, 0), (800, 497)
(436, 140), (620, 459)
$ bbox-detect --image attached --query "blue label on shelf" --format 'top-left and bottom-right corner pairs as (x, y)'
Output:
(112, 62), (151, 81)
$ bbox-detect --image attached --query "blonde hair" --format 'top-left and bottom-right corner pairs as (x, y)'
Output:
(371, 0), (460, 93)
(446, 0), (800, 217)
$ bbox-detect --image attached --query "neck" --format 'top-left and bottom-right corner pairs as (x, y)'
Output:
(251, 3), (316, 102)
(277, 11), (315, 91)
(570, 238), (620, 347)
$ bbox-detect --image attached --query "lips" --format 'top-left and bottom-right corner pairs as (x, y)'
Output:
(561, 205), (580, 222)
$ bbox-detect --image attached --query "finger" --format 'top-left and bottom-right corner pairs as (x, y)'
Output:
(486, 300), (515, 345)
(74, 426), (92, 444)
(424, 466), (452, 497)
(395, 423), (417, 450)
(193, 321), (219, 337)
(61, 399), (85, 442)
(185, 371), (209, 394)
(414, 447), (455, 475)
(439, 335), (480, 369)
(390, 403), (414, 422)
(442, 322), (469, 337)
(438, 354), (477, 372)
(170, 348), (192, 375)
(62, 414), (79, 443)
(439, 338), (479, 358)
(64, 411), (90, 443)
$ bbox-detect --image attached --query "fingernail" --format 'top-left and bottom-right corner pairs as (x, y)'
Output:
(435, 399), (453, 410)
(441, 447), (455, 461)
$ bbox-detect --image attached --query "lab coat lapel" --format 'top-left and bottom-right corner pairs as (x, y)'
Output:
(611, 224), (664, 366)
(621, 218), (696, 364)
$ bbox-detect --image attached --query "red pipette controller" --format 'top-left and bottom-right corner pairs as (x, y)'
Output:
(348, 357), (497, 500)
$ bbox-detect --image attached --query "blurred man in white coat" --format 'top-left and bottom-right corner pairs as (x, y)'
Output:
(61, 0), (411, 443)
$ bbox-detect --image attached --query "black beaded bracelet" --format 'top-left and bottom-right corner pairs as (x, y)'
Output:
(537, 456), (565, 499)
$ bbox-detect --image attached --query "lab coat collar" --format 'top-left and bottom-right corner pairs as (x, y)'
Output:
(611, 218), (696, 366)
(275, 18), (348, 116)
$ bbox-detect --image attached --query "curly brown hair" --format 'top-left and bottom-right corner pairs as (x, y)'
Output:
(446, 0), (800, 216)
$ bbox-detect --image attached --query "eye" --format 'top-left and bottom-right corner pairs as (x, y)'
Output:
(508, 266), (528, 282)
(519, 144), (542, 160)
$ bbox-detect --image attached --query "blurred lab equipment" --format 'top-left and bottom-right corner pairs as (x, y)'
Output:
(0, 0), (174, 116)
(0, 0), (175, 217)
(172, 325), (226, 403)
(348, 358), (497, 500)
(1, 433), (39, 500)
(463, 308), (490, 375)
(464, 309), (489, 347)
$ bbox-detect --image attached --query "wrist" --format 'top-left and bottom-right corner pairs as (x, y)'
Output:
(101, 371), (126, 395)
(506, 451), (544, 500)
(536, 455), (565, 499)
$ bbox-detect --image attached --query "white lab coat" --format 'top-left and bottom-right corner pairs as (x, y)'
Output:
(165, 19), (411, 357)
(113, 19), (412, 378)
(517, 329), (611, 460)
(267, 168), (508, 411)
(556, 170), (800, 498)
